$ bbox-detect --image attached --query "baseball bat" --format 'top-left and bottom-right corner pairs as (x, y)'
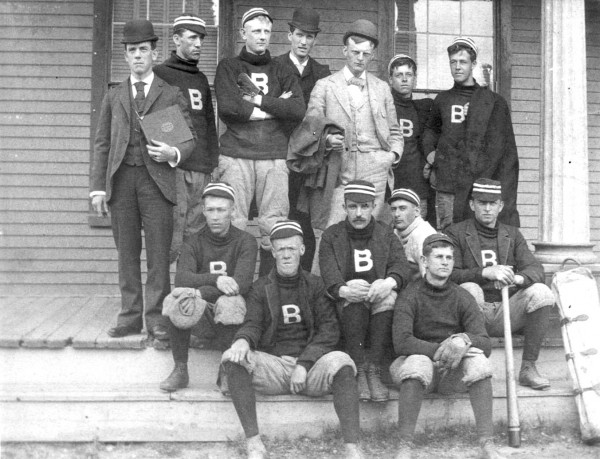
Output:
(502, 285), (521, 447)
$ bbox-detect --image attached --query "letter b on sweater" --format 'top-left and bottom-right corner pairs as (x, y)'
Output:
(354, 249), (373, 272)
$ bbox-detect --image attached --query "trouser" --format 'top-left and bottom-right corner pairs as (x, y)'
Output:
(435, 190), (455, 230)
(110, 165), (172, 330)
(170, 169), (210, 262)
(217, 156), (289, 251)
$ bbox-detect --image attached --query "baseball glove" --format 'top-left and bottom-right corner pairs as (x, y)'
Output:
(237, 73), (264, 97)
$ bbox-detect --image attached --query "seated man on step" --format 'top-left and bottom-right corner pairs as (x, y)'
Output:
(221, 220), (364, 459)
(391, 233), (501, 459)
(160, 182), (258, 392)
(446, 178), (555, 390)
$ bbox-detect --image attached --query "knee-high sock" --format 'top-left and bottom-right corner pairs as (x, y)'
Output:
(332, 366), (360, 443)
(225, 361), (258, 438)
(168, 319), (191, 364)
(523, 305), (551, 362)
(341, 303), (370, 366)
(368, 310), (393, 367)
(397, 379), (425, 441)
(468, 377), (494, 440)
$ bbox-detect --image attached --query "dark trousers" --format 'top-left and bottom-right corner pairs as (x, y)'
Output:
(288, 170), (316, 271)
(110, 164), (173, 330)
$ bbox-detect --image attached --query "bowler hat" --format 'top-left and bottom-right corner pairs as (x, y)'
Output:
(288, 8), (321, 34)
(121, 19), (159, 44)
(343, 19), (378, 48)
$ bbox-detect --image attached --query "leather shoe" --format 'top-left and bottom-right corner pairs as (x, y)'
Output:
(519, 360), (550, 390)
(149, 324), (169, 341)
(160, 362), (189, 392)
(107, 325), (140, 338)
(356, 364), (370, 401)
(366, 363), (389, 402)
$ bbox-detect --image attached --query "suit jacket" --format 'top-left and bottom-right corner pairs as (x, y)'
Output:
(446, 218), (545, 301)
(319, 219), (411, 299)
(90, 75), (195, 204)
(273, 53), (331, 105)
(305, 69), (403, 156)
(233, 269), (340, 369)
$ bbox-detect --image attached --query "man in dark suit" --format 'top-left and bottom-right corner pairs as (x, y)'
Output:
(274, 8), (330, 272)
(89, 20), (195, 340)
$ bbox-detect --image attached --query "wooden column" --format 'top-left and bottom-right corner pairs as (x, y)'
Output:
(534, 0), (596, 264)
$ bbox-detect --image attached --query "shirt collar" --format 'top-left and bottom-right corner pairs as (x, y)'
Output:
(130, 72), (154, 90)
(343, 66), (366, 82)
(289, 52), (308, 69)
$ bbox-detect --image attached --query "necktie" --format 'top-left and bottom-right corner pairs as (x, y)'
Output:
(134, 81), (146, 113)
(348, 77), (365, 88)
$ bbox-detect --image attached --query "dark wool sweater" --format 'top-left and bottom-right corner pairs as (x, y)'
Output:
(215, 47), (306, 160)
(153, 52), (218, 173)
(175, 224), (258, 295)
(393, 277), (491, 359)
(272, 272), (309, 359)
(392, 90), (433, 198)
(345, 219), (377, 284)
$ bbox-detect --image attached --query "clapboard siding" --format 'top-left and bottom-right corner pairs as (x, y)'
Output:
(587, 0), (600, 258)
(0, 0), (114, 295)
(511, 0), (541, 246)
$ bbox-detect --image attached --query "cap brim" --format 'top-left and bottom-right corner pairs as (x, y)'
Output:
(471, 192), (502, 201)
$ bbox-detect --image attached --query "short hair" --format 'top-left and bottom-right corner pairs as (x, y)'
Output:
(423, 241), (454, 258)
(447, 43), (476, 62)
(124, 41), (157, 51)
(345, 35), (375, 48)
(389, 57), (417, 76)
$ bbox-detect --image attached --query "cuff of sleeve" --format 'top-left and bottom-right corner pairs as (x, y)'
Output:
(327, 283), (344, 300)
(250, 107), (267, 120)
(297, 360), (313, 372)
(392, 151), (401, 165)
(168, 147), (181, 167)
(90, 191), (106, 198)
(389, 274), (402, 291)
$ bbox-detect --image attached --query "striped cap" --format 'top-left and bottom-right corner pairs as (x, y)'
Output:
(387, 54), (416, 75)
(270, 220), (303, 241)
(388, 188), (420, 207)
(471, 178), (502, 201)
(344, 180), (376, 203)
(202, 182), (235, 201)
(173, 14), (207, 36)
(242, 7), (272, 26)
(449, 37), (478, 58)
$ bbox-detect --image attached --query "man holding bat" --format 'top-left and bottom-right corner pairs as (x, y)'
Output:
(446, 178), (555, 391)
(391, 233), (500, 459)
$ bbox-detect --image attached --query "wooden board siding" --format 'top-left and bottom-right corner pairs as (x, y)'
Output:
(587, 0), (600, 258)
(0, 0), (118, 295)
(510, 0), (542, 245)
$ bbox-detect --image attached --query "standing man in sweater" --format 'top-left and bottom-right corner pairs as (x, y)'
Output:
(388, 54), (433, 219)
(422, 37), (520, 229)
(274, 7), (330, 272)
(89, 20), (194, 340)
(222, 221), (363, 459)
(391, 233), (499, 459)
(154, 14), (219, 262)
(215, 7), (305, 276)
(160, 182), (258, 392)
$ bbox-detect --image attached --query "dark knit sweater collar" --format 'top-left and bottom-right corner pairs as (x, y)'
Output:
(164, 51), (199, 74)
(451, 79), (480, 97)
(276, 271), (300, 287)
(240, 46), (271, 66)
(474, 218), (498, 238)
(205, 225), (233, 246)
(392, 89), (412, 106)
(422, 277), (451, 295)
(345, 218), (375, 240)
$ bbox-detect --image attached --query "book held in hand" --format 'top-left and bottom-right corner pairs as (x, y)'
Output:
(139, 105), (193, 146)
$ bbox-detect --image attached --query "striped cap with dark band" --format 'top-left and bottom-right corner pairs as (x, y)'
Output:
(450, 36), (478, 57)
(202, 182), (235, 201)
(387, 53), (416, 75)
(173, 14), (207, 36)
(270, 220), (303, 240)
(388, 188), (420, 207)
(471, 178), (502, 201)
(242, 7), (272, 26)
(344, 180), (376, 203)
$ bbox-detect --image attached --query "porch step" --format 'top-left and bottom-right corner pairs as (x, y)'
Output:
(0, 346), (577, 442)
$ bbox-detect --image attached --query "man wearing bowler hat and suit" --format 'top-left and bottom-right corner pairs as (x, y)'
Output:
(89, 20), (195, 340)
(274, 8), (331, 272)
(304, 19), (403, 227)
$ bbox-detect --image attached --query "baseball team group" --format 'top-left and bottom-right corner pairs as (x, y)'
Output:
(89, 7), (556, 459)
